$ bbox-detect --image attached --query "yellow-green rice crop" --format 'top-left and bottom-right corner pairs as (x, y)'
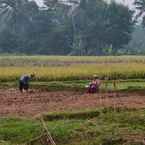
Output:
(1, 62), (145, 81)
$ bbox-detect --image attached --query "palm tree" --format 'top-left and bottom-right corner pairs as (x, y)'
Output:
(0, 0), (35, 33)
(134, 0), (145, 26)
(0, 0), (16, 32)
(0, 0), (26, 20)
(134, 0), (145, 19)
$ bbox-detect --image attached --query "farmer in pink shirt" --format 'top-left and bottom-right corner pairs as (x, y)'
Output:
(87, 75), (102, 93)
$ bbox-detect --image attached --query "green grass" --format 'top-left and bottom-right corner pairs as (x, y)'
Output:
(0, 118), (42, 144)
(0, 108), (145, 145)
(0, 141), (11, 145)
(1, 79), (145, 92)
(40, 109), (100, 121)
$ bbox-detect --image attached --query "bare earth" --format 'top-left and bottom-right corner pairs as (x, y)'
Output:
(0, 89), (145, 117)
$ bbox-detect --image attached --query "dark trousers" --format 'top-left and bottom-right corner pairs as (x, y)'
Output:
(19, 81), (29, 92)
(88, 84), (99, 94)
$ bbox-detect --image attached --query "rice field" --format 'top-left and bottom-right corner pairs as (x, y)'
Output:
(1, 55), (145, 145)
(1, 56), (145, 81)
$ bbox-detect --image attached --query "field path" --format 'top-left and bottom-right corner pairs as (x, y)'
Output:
(0, 89), (145, 117)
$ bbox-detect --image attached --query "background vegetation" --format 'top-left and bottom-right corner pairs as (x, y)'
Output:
(0, 0), (135, 55)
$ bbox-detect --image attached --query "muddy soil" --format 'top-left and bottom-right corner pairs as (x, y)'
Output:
(0, 89), (145, 117)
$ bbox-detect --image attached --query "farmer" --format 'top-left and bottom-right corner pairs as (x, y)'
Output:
(87, 75), (102, 93)
(19, 74), (35, 93)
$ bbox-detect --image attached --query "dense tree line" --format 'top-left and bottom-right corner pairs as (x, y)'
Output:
(0, 0), (136, 55)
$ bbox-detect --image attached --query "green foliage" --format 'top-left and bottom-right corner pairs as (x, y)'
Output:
(126, 25), (145, 54)
(0, 0), (134, 55)
(41, 110), (100, 121)
(71, 0), (134, 55)
(0, 118), (42, 143)
(106, 2), (134, 52)
(0, 109), (145, 145)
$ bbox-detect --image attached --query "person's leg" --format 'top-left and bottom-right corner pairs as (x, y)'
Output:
(24, 83), (29, 92)
(89, 84), (96, 94)
(92, 86), (97, 93)
(87, 86), (90, 93)
(88, 88), (91, 93)
(19, 81), (23, 93)
(90, 84), (99, 94)
(88, 84), (93, 93)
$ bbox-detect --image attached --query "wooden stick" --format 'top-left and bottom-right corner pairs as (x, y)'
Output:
(113, 79), (120, 111)
(40, 117), (56, 145)
(104, 78), (108, 108)
(16, 128), (54, 145)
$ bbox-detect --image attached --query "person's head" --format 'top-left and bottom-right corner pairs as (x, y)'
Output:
(93, 74), (99, 80)
(30, 73), (35, 79)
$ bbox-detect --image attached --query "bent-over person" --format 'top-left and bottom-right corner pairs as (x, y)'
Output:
(19, 74), (35, 93)
(87, 75), (102, 94)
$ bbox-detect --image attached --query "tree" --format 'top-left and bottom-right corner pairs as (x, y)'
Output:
(134, 0), (145, 26)
(105, 2), (134, 53)
(0, 0), (32, 32)
(0, 0), (135, 55)
(0, 0), (36, 52)
(70, 0), (134, 55)
(126, 25), (145, 54)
